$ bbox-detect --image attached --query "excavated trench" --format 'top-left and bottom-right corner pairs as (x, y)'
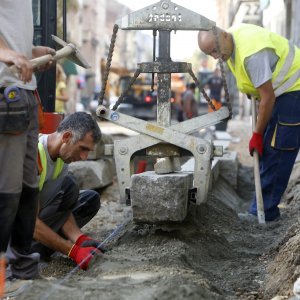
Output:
(19, 120), (300, 300)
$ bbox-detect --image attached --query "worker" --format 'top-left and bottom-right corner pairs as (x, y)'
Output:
(0, 0), (55, 293)
(206, 68), (223, 113)
(205, 67), (228, 131)
(182, 83), (198, 120)
(198, 23), (300, 222)
(6, 112), (103, 280)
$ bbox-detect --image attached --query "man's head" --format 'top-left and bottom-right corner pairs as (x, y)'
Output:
(189, 82), (196, 91)
(198, 27), (233, 62)
(55, 112), (102, 164)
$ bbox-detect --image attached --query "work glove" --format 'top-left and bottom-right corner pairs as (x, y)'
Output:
(75, 234), (106, 253)
(68, 244), (100, 270)
(249, 132), (263, 157)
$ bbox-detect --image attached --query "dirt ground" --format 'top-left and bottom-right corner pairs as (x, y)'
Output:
(17, 119), (300, 300)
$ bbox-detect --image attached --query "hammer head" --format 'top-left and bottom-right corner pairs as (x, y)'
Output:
(52, 35), (90, 69)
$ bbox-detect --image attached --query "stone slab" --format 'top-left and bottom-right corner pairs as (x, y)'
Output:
(215, 151), (238, 190)
(214, 131), (232, 141)
(69, 158), (114, 190)
(87, 133), (114, 160)
(131, 171), (193, 223)
(180, 151), (237, 191)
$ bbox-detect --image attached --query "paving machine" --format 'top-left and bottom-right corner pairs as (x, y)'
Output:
(97, 0), (231, 222)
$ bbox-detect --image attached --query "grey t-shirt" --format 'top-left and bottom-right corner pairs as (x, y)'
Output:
(244, 49), (279, 88)
(0, 0), (37, 90)
(39, 135), (68, 209)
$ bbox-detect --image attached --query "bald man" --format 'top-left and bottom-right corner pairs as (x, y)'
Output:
(198, 24), (300, 222)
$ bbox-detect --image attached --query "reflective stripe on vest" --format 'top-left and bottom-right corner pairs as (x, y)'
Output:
(227, 24), (300, 98)
(38, 141), (64, 191)
(273, 42), (295, 89)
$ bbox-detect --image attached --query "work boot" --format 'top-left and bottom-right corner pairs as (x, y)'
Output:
(4, 277), (32, 297)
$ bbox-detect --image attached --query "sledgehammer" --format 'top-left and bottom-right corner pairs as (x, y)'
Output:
(10, 35), (90, 74)
(251, 98), (266, 224)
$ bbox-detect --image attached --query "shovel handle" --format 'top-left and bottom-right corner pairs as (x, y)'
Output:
(251, 98), (266, 224)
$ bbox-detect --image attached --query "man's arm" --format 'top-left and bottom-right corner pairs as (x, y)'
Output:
(0, 36), (33, 83)
(255, 80), (276, 134)
(245, 49), (277, 156)
(34, 215), (101, 270)
(34, 217), (73, 255)
(248, 80), (275, 156)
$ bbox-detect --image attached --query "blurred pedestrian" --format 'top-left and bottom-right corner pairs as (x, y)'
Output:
(182, 83), (198, 120)
(55, 63), (68, 114)
(206, 68), (223, 112)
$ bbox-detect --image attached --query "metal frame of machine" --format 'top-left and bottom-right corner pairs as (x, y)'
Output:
(97, 0), (230, 206)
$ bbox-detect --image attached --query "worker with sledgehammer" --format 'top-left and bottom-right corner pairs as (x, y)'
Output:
(198, 23), (300, 223)
(3, 113), (104, 298)
(0, 0), (56, 297)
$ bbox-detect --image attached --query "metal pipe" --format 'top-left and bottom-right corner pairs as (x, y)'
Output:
(63, 0), (67, 41)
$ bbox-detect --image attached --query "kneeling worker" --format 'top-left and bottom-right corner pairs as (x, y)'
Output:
(18, 112), (103, 273)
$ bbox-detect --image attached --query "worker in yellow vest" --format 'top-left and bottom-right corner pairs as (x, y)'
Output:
(6, 112), (104, 275)
(198, 23), (300, 222)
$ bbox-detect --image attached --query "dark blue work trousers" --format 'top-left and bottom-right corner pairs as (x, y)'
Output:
(250, 91), (300, 221)
(31, 174), (100, 260)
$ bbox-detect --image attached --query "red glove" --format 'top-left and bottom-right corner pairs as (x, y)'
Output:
(249, 132), (263, 157)
(68, 244), (99, 270)
(75, 234), (106, 253)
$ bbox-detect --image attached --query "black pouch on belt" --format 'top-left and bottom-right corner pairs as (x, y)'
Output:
(0, 87), (30, 134)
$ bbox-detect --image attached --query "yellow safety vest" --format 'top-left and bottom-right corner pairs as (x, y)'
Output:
(227, 23), (300, 98)
(38, 137), (64, 191)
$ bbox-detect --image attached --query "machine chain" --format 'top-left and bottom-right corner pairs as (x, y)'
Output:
(212, 26), (232, 118)
(188, 68), (216, 111)
(98, 24), (119, 105)
(112, 69), (141, 111)
(98, 24), (232, 117)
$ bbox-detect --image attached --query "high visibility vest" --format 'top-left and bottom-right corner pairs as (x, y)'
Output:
(227, 23), (300, 98)
(38, 138), (64, 191)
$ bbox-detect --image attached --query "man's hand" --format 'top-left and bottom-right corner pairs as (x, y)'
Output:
(75, 234), (106, 253)
(68, 244), (100, 270)
(2, 50), (33, 83)
(249, 132), (263, 156)
(32, 46), (56, 72)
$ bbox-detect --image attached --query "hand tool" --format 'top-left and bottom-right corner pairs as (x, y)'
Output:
(251, 98), (266, 224)
(10, 35), (90, 75)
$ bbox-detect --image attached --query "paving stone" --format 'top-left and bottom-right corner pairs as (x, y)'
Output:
(69, 158), (114, 190)
(131, 171), (193, 223)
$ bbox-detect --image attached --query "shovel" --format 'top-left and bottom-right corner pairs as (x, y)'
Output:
(251, 98), (266, 224)
(10, 35), (90, 74)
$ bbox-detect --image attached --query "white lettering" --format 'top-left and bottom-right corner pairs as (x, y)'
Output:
(148, 13), (182, 23)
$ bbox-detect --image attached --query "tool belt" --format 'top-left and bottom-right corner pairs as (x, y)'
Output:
(0, 86), (30, 134)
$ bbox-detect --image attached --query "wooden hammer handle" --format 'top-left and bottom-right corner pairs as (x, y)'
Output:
(9, 45), (73, 74)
